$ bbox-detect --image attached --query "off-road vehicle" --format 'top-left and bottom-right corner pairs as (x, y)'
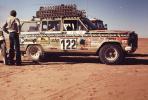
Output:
(1, 4), (138, 65)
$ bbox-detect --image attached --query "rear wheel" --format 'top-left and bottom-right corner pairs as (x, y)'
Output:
(99, 44), (124, 65)
(26, 45), (43, 61)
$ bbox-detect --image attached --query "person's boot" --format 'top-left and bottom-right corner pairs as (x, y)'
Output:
(8, 60), (15, 65)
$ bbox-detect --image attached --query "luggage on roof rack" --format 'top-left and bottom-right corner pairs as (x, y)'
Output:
(36, 4), (86, 19)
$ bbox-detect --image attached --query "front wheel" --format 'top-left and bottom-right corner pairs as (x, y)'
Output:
(99, 44), (124, 65)
(26, 45), (43, 61)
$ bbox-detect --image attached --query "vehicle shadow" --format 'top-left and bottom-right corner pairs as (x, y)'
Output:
(126, 53), (148, 57)
(122, 53), (148, 65)
(40, 55), (100, 64)
(123, 58), (148, 65)
(41, 53), (148, 65)
(1, 53), (148, 66)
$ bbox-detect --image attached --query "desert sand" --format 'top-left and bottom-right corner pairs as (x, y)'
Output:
(0, 38), (148, 100)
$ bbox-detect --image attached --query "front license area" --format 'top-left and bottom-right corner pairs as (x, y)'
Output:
(60, 39), (77, 50)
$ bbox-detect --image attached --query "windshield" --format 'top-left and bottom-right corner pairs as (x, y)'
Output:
(80, 18), (97, 30)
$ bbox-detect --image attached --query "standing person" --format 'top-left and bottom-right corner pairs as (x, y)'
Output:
(3, 10), (21, 66)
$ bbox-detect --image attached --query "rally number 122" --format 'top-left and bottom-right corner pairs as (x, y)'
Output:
(61, 39), (76, 50)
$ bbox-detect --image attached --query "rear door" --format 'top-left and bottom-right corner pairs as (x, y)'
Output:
(20, 21), (41, 51)
(42, 20), (62, 51)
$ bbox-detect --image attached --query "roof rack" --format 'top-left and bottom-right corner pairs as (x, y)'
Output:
(36, 4), (86, 19)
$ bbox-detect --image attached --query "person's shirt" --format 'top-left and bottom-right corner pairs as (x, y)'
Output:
(6, 15), (20, 33)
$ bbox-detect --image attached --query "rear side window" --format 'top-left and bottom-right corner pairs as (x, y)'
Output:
(48, 21), (61, 31)
(21, 22), (39, 32)
(42, 21), (48, 31)
(42, 20), (61, 31)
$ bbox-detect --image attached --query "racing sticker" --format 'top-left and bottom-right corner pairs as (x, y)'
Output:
(60, 39), (77, 50)
(37, 37), (49, 44)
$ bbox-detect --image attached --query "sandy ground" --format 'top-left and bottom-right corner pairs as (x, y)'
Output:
(0, 38), (148, 100)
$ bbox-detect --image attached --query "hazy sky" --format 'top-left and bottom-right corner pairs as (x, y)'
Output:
(0, 0), (148, 37)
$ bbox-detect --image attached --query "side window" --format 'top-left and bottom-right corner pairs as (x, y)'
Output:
(48, 21), (61, 31)
(42, 21), (48, 31)
(21, 22), (39, 32)
(63, 20), (85, 31)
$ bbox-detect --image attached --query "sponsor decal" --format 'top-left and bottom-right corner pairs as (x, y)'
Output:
(50, 38), (60, 47)
(37, 37), (49, 44)
(50, 39), (60, 43)
(20, 38), (36, 44)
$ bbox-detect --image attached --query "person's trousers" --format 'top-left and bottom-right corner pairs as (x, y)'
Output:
(9, 32), (21, 64)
